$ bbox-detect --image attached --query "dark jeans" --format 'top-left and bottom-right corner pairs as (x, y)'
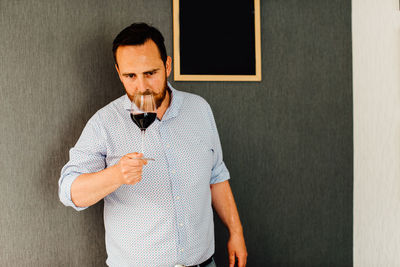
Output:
(204, 257), (217, 267)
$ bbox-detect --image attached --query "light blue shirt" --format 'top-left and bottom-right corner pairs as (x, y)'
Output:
(58, 84), (230, 267)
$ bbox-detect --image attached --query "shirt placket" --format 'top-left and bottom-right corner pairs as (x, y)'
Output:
(159, 120), (188, 263)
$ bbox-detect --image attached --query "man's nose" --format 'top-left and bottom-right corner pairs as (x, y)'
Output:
(136, 77), (148, 93)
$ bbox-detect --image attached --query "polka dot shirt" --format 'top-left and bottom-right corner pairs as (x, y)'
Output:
(59, 83), (230, 266)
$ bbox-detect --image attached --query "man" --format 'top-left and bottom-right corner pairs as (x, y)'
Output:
(59, 23), (247, 267)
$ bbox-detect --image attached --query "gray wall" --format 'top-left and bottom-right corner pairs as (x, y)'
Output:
(0, 0), (352, 266)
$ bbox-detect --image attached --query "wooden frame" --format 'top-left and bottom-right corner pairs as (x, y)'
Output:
(173, 0), (262, 81)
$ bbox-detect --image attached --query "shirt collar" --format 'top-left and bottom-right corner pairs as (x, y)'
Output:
(122, 82), (183, 121)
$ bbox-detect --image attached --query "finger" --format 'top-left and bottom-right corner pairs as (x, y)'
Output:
(121, 168), (142, 178)
(126, 158), (148, 165)
(125, 158), (147, 167)
(126, 171), (142, 182)
(120, 166), (143, 176)
(126, 172), (142, 180)
(229, 253), (236, 267)
(132, 153), (143, 159)
(124, 170), (142, 177)
(128, 177), (141, 185)
(238, 254), (246, 267)
(121, 152), (139, 160)
(124, 152), (143, 159)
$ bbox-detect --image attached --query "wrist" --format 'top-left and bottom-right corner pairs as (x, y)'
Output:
(229, 225), (244, 236)
(109, 164), (123, 186)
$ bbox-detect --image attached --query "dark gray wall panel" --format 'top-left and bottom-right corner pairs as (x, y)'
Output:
(0, 0), (352, 266)
(0, 0), (172, 266)
(200, 1), (353, 266)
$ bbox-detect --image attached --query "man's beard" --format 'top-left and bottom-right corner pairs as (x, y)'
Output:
(128, 76), (169, 109)
(153, 78), (168, 108)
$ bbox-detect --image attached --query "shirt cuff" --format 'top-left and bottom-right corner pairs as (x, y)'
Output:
(59, 173), (88, 211)
(210, 162), (230, 184)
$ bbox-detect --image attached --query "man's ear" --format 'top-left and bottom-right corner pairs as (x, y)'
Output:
(165, 56), (172, 78)
(115, 64), (122, 81)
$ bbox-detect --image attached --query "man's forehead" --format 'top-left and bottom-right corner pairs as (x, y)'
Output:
(116, 40), (162, 63)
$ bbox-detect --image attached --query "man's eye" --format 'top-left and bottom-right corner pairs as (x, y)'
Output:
(127, 74), (134, 78)
(146, 72), (155, 76)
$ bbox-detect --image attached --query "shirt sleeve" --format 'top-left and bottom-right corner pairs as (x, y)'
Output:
(58, 113), (106, 211)
(206, 104), (231, 184)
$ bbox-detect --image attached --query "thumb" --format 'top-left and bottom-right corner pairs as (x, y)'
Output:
(124, 152), (143, 159)
(229, 253), (236, 267)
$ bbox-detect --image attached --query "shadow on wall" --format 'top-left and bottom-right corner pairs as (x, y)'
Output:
(38, 33), (123, 265)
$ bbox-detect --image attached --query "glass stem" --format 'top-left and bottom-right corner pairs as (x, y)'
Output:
(141, 130), (145, 156)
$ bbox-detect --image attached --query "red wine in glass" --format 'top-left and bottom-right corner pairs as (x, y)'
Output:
(131, 93), (157, 161)
(130, 112), (157, 130)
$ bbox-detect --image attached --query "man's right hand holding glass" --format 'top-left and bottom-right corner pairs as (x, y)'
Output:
(115, 152), (148, 185)
(71, 152), (147, 208)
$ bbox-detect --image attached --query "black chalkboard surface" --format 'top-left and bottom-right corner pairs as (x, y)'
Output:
(173, 0), (261, 81)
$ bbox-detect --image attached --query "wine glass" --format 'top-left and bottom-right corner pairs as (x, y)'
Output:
(130, 92), (157, 161)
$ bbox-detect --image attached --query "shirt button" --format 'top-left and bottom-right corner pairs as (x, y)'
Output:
(166, 144), (170, 148)
(180, 248), (184, 252)
(171, 170), (176, 174)
(179, 223), (183, 227)
(175, 196), (180, 200)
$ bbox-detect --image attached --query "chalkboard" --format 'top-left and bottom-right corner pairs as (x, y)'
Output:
(173, 0), (261, 81)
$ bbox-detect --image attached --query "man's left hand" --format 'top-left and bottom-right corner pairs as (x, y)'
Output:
(227, 232), (247, 267)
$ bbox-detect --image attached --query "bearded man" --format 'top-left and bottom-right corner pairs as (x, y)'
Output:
(59, 23), (247, 267)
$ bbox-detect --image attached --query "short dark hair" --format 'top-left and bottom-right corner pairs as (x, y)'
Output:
(112, 23), (167, 65)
